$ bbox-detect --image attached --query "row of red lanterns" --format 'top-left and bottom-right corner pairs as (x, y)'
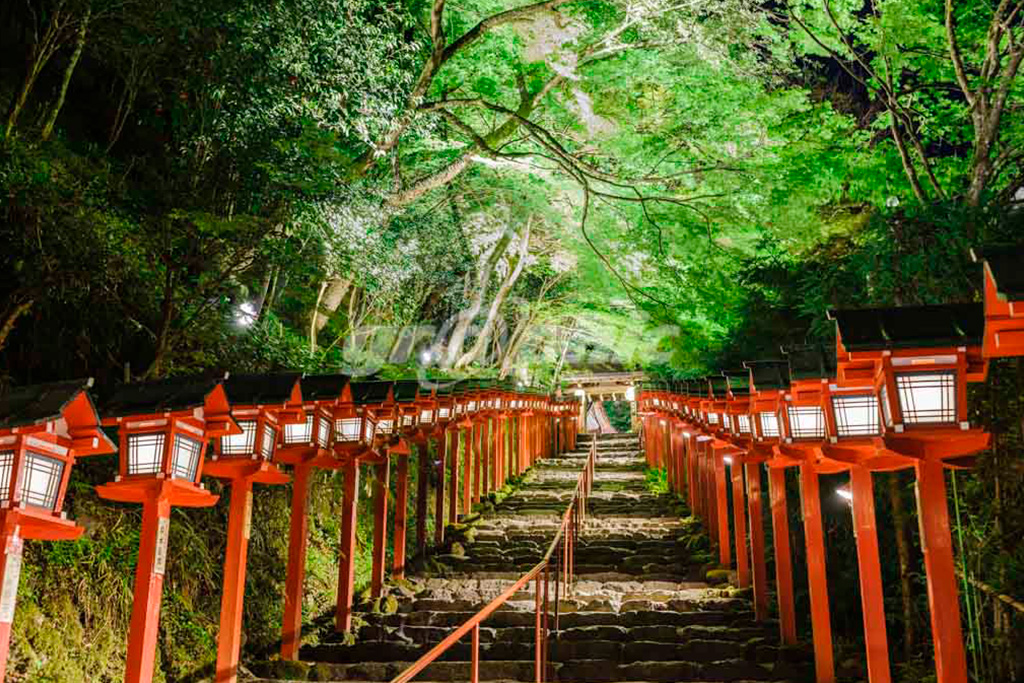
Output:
(637, 246), (1023, 683)
(0, 376), (578, 683)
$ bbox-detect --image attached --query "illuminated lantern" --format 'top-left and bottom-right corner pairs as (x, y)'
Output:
(276, 374), (351, 656)
(972, 246), (1024, 358)
(394, 380), (421, 435)
(722, 370), (752, 445)
(0, 379), (115, 679)
(829, 303), (989, 683)
(99, 375), (237, 683)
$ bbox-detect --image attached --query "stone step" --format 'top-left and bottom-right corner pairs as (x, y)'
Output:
(249, 657), (808, 682)
(298, 636), (782, 665)
(246, 439), (819, 683)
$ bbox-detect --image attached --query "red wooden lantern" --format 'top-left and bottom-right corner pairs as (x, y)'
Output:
(207, 374), (303, 683)
(0, 379), (115, 679)
(829, 303), (990, 683)
(275, 374), (351, 658)
(722, 370), (752, 445)
(98, 375), (237, 683)
(972, 246), (1024, 358)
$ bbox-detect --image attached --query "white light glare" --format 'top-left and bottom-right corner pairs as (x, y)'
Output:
(837, 487), (853, 502)
(625, 386), (636, 401)
(236, 302), (257, 327)
(420, 350), (432, 364)
(723, 456), (733, 465)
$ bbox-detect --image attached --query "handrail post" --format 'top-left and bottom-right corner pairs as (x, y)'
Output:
(534, 574), (542, 683)
(471, 623), (480, 683)
(542, 563), (550, 682)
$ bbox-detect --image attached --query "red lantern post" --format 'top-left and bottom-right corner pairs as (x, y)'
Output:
(0, 379), (115, 680)
(333, 381), (391, 631)
(774, 346), (840, 683)
(99, 375), (237, 683)
(741, 361), (791, 629)
(276, 374), (351, 659)
(829, 303), (990, 683)
(207, 374), (304, 683)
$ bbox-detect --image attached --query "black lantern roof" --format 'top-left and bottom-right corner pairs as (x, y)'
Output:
(0, 378), (99, 429)
(784, 345), (836, 381)
(102, 374), (227, 417)
(743, 360), (790, 391)
(972, 246), (1024, 299)
(222, 372), (301, 405)
(434, 381), (457, 396)
(299, 374), (351, 401)
(829, 303), (984, 351)
(393, 380), (421, 403)
(707, 375), (729, 397)
(722, 370), (750, 397)
(351, 381), (393, 405)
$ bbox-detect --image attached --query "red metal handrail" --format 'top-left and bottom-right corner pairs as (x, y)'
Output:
(389, 437), (598, 683)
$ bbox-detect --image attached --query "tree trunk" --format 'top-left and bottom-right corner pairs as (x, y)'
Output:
(40, 7), (89, 141)
(253, 268), (273, 322)
(314, 277), (352, 335)
(0, 299), (34, 353)
(454, 220), (530, 368)
(442, 230), (514, 368)
(146, 269), (177, 379)
(498, 314), (533, 378)
(889, 119), (927, 203)
(107, 68), (140, 152)
(309, 280), (329, 353)
(888, 471), (916, 661)
(4, 7), (71, 139)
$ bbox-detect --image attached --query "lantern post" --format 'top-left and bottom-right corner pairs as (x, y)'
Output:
(333, 380), (389, 632)
(830, 303), (991, 683)
(359, 382), (410, 598)
(722, 371), (752, 588)
(0, 379), (115, 680)
(391, 380), (424, 581)
(99, 376), (237, 683)
(276, 374), (351, 659)
(776, 346), (839, 683)
(206, 374), (304, 683)
(741, 361), (791, 628)
(702, 376), (735, 568)
(410, 384), (437, 558)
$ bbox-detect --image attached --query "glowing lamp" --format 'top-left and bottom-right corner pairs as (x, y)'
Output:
(829, 303), (989, 458)
(743, 361), (789, 444)
(393, 380), (421, 434)
(208, 373), (303, 478)
(722, 370), (752, 443)
(778, 346), (832, 447)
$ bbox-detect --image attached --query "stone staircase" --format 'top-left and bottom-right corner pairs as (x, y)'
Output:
(248, 433), (814, 682)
